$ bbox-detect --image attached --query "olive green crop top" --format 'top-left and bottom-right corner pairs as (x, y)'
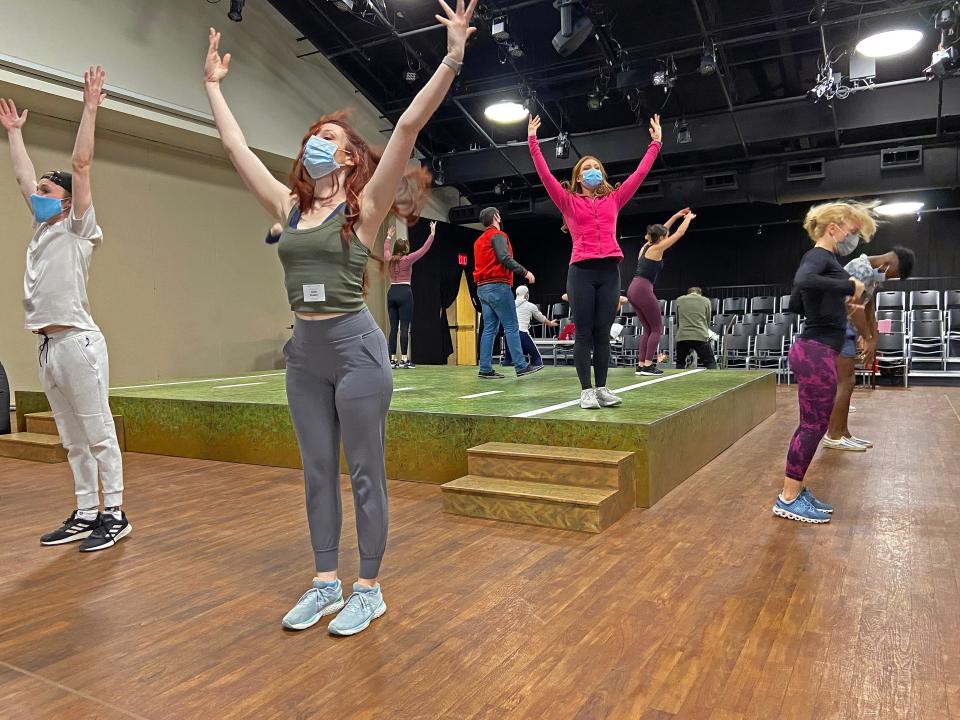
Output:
(277, 204), (370, 313)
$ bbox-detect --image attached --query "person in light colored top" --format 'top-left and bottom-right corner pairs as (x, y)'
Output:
(822, 246), (914, 452)
(383, 221), (436, 369)
(2, 69), (131, 552)
(502, 285), (558, 368)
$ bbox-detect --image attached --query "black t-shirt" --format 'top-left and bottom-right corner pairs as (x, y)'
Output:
(789, 247), (854, 352)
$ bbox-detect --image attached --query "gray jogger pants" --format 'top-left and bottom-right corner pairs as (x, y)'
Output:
(284, 309), (393, 579)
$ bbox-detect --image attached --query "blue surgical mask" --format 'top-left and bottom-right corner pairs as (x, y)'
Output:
(302, 136), (346, 179)
(30, 194), (64, 224)
(581, 168), (603, 189)
(835, 232), (860, 256)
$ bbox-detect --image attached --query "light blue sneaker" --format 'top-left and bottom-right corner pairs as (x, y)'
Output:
(772, 493), (831, 524)
(801, 487), (833, 514)
(328, 583), (386, 636)
(281, 579), (345, 630)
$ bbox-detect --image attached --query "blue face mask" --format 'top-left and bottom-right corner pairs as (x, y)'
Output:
(302, 136), (347, 180)
(835, 233), (860, 256)
(30, 194), (64, 224)
(581, 168), (603, 189)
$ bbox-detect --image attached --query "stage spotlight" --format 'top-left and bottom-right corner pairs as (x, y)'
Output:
(507, 42), (525, 58)
(492, 16), (510, 41)
(552, 1), (594, 57)
(228, 0), (245, 22)
(404, 70), (418, 83)
(494, 182), (505, 195)
(484, 101), (529, 123)
(555, 131), (570, 160)
(676, 120), (692, 144)
(876, 201), (924, 216)
(699, 47), (717, 76)
(855, 29), (922, 58)
(587, 91), (601, 110)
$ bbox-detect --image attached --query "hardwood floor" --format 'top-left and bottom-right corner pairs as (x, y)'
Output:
(1, 386), (958, 719)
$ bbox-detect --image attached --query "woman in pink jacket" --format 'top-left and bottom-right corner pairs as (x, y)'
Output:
(384, 220), (436, 369)
(527, 113), (662, 409)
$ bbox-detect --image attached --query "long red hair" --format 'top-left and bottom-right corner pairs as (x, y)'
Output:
(288, 110), (432, 250)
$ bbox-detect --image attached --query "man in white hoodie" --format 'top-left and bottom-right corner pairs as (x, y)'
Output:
(502, 286), (558, 369)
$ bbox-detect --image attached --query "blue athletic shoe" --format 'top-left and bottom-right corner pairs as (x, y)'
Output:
(772, 493), (831, 524)
(281, 579), (345, 630)
(801, 487), (834, 514)
(328, 583), (386, 636)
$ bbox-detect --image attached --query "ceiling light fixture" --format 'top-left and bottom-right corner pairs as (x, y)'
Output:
(876, 201), (924, 216)
(483, 101), (529, 124)
(855, 29), (923, 58)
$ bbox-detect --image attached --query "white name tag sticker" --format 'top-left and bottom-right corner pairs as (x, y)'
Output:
(303, 284), (326, 302)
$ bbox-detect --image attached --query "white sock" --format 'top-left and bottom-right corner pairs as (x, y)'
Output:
(104, 506), (122, 521)
(76, 508), (99, 522)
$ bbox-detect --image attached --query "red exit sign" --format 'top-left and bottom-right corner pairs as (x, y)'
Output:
(458, 253), (468, 267)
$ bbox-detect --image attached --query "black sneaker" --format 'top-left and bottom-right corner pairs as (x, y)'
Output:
(638, 364), (664, 376)
(516, 364), (544, 378)
(390, 360), (399, 369)
(79, 512), (133, 552)
(401, 361), (416, 369)
(478, 370), (505, 379)
(40, 511), (100, 546)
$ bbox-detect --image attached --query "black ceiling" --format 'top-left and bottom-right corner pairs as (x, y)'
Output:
(267, 0), (960, 211)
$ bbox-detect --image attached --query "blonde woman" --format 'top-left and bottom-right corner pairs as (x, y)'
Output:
(773, 201), (874, 524)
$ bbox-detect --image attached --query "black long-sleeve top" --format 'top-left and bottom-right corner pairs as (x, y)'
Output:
(788, 247), (854, 352)
(491, 233), (526, 276)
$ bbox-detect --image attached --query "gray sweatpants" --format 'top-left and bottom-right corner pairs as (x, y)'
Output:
(284, 309), (393, 579)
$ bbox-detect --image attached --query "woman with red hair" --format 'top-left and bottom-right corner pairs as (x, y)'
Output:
(204, 0), (477, 637)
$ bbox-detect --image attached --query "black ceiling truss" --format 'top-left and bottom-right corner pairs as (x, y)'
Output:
(269, 0), (956, 211)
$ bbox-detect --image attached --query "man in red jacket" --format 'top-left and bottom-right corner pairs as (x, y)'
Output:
(473, 207), (542, 379)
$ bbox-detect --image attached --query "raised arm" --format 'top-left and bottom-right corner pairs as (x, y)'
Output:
(664, 207), (691, 231)
(383, 226), (395, 262)
(0, 98), (36, 210)
(658, 212), (696, 251)
(356, 0), (477, 244)
(406, 220), (437, 263)
(204, 28), (291, 222)
(527, 115), (572, 214)
(70, 66), (106, 218)
(611, 115), (662, 209)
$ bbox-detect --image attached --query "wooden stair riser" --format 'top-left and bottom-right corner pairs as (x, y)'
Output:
(467, 454), (621, 490)
(442, 490), (615, 533)
(0, 434), (67, 463)
(24, 412), (126, 450)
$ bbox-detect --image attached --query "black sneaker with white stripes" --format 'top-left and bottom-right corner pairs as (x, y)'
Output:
(79, 512), (133, 552)
(40, 511), (100, 546)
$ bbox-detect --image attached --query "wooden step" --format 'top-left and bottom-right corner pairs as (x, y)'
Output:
(0, 433), (67, 463)
(24, 411), (126, 450)
(441, 475), (630, 533)
(467, 442), (635, 493)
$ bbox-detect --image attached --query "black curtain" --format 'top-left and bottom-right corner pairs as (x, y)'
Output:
(409, 219), (480, 365)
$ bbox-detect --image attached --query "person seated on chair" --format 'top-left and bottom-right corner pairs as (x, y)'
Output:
(822, 246), (914, 452)
(502, 285), (557, 368)
(674, 287), (718, 369)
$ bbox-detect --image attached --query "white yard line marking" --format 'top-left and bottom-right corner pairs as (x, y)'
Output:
(213, 382), (267, 389)
(513, 369), (705, 418)
(393, 387), (416, 392)
(460, 390), (504, 399)
(111, 372), (285, 391)
(945, 394), (960, 424)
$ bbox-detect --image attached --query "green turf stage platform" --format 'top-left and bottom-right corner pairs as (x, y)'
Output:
(15, 367), (776, 508)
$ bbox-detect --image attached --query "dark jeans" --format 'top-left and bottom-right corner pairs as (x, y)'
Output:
(676, 340), (718, 369)
(478, 283), (528, 373)
(387, 284), (414, 356)
(567, 258), (619, 389)
(501, 330), (544, 367)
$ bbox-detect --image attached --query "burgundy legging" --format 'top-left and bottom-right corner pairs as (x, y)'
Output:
(627, 277), (663, 363)
(785, 337), (838, 481)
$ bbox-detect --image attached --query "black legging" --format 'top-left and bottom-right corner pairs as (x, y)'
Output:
(387, 284), (414, 356)
(567, 258), (620, 389)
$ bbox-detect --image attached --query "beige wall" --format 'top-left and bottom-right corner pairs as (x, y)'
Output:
(0, 1), (456, 398)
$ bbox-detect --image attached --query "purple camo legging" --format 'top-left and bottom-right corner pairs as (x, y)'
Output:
(785, 337), (839, 481)
(627, 276), (663, 363)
